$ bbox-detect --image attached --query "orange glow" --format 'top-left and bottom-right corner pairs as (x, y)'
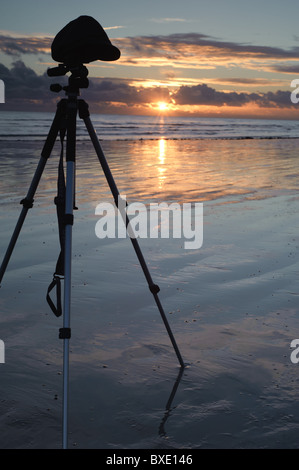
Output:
(157, 101), (169, 111)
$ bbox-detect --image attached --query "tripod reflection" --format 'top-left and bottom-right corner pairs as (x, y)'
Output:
(159, 367), (185, 438)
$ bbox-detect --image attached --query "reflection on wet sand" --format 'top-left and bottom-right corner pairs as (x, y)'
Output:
(0, 137), (299, 448)
(1, 138), (298, 210)
(159, 367), (185, 438)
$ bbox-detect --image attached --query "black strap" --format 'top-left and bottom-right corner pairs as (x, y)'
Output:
(46, 275), (63, 317)
(54, 130), (66, 277)
(46, 130), (66, 317)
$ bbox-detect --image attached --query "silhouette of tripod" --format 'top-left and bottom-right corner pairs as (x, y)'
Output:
(0, 64), (184, 449)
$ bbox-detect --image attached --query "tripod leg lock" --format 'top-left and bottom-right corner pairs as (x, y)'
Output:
(63, 214), (74, 226)
(59, 327), (71, 339)
(149, 283), (160, 295)
(20, 197), (34, 209)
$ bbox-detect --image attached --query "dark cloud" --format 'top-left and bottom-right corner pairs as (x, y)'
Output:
(0, 35), (51, 56)
(0, 61), (170, 111)
(0, 61), (62, 109)
(85, 78), (170, 106)
(173, 83), (295, 108)
(0, 61), (296, 112)
(254, 89), (295, 108)
(174, 83), (249, 107)
(271, 64), (299, 74)
(1, 61), (45, 92)
(216, 77), (278, 86)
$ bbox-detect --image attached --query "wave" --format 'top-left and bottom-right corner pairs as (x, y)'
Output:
(1, 136), (299, 144)
(0, 111), (298, 141)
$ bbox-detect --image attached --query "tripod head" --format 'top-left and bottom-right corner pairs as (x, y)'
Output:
(48, 63), (89, 95)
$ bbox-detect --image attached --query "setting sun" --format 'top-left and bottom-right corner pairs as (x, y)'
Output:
(157, 101), (169, 111)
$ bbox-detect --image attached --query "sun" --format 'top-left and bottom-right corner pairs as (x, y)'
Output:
(157, 101), (169, 111)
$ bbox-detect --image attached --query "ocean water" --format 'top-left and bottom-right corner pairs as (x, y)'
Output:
(0, 110), (298, 141)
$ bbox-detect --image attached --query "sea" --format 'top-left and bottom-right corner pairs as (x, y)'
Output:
(0, 110), (298, 141)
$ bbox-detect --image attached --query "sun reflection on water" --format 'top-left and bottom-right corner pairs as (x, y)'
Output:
(158, 138), (167, 189)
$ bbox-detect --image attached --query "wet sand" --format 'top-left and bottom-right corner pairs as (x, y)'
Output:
(0, 138), (298, 448)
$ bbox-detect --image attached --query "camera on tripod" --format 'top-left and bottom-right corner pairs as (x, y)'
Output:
(48, 16), (120, 82)
(50, 15), (120, 65)
(47, 15), (121, 90)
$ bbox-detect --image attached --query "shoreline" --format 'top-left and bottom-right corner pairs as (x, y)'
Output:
(0, 111), (298, 142)
(1, 135), (299, 143)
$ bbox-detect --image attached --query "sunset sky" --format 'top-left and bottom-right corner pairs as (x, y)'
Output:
(1, 0), (299, 119)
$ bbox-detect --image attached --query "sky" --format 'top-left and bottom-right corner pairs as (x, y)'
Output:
(1, 0), (299, 119)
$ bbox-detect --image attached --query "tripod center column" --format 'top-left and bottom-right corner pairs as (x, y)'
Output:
(61, 94), (78, 448)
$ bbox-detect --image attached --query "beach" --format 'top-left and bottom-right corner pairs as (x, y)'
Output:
(0, 134), (299, 449)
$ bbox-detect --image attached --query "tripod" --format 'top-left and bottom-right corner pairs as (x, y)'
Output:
(0, 65), (184, 449)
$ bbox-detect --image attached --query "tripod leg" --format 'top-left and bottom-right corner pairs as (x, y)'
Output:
(80, 104), (184, 368)
(0, 100), (67, 284)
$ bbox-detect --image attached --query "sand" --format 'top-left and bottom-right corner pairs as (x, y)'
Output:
(0, 138), (298, 449)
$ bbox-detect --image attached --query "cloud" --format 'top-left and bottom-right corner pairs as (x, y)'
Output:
(85, 77), (170, 107)
(116, 33), (299, 70)
(173, 83), (295, 108)
(150, 18), (188, 23)
(0, 61), (63, 109)
(0, 61), (48, 92)
(253, 89), (295, 108)
(214, 78), (278, 85)
(0, 28), (122, 56)
(174, 83), (248, 107)
(0, 61), (297, 115)
(104, 26), (125, 31)
(208, 77), (287, 88)
(2, 30), (299, 72)
(0, 61), (171, 112)
(0, 34), (51, 56)
(270, 64), (299, 74)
